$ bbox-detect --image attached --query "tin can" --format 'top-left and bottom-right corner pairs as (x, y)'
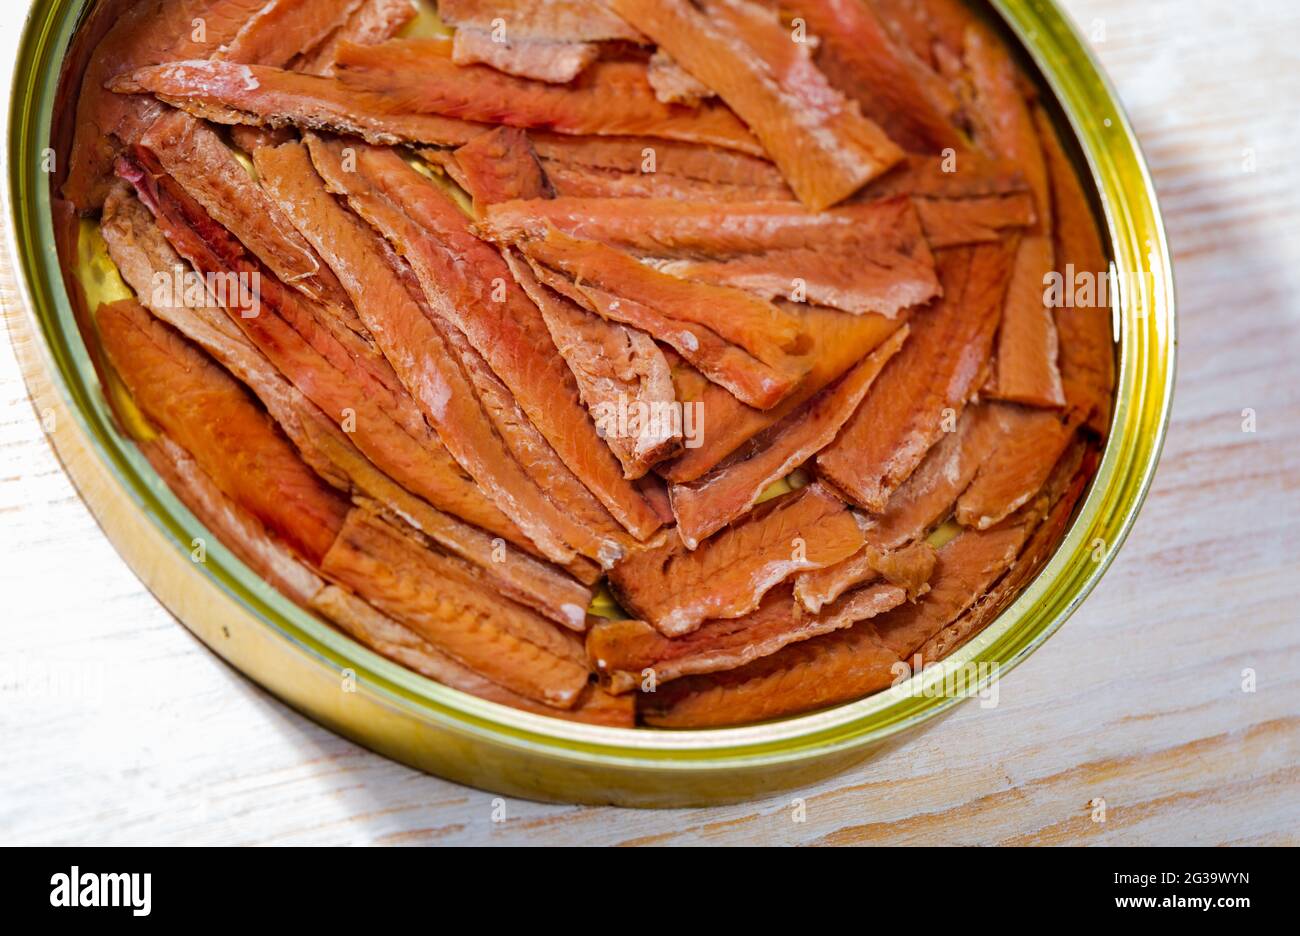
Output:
(1, 0), (1175, 806)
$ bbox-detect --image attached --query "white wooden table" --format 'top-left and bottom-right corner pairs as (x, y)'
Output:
(2, 0), (1298, 845)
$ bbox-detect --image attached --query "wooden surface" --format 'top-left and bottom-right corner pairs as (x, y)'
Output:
(1, 0), (1297, 845)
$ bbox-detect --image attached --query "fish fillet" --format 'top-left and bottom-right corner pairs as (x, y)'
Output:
(669, 325), (907, 547)
(608, 0), (903, 209)
(817, 242), (1013, 511)
(608, 484), (865, 636)
(588, 582), (905, 693)
(334, 38), (763, 153)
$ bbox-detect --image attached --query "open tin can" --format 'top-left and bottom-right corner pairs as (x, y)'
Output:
(2, 0), (1174, 806)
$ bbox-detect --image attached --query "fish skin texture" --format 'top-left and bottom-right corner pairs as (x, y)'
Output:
(871, 522), (1029, 658)
(992, 235), (1066, 407)
(253, 141), (622, 600)
(1035, 106), (1115, 437)
(608, 484), (865, 636)
(481, 195), (939, 316)
(451, 29), (600, 85)
(608, 0), (903, 210)
(64, 0), (267, 212)
(452, 126), (555, 209)
(662, 304), (904, 483)
(333, 38), (764, 154)
(116, 148), (525, 547)
(313, 584), (632, 724)
(669, 325), (908, 548)
(639, 616), (900, 728)
(510, 230), (806, 409)
(817, 242), (1013, 511)
(919, 444), (1093, 663)
(505, 251), (682, 479)
(220, 0), (366, 68)
(794, 539), (937, 615)
(589, 581), (905, 693)
(913, 192), (1035, 248)
(109, 59), (489, 147)
(437, 0), (644, 43)
(305, 136), (663, 543)
(294, 0), (419, 76)
(781, 0), (965, 153)
(97, 297), (349, 566)
(139, 110), (364, 334)
(954, 402), (1078, 531)
(102, 183), (599, 617)
(320, 509), (592, 707)
(860, 401), (1003, 549)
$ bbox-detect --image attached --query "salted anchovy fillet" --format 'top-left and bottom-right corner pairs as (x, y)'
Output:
(103, 183), (600, 613)
(142, 431), (330, 607)
(609, 0), (903, 210)
(992, 235), (1066, 406)
(220, 0), (366, 67)
(299, 142), (641, 568)
(913, 193), (1036, 248)
(670, 326), (908, 548)
(492, 224), (802, 360)
(451, 126), (555, 209)
(116, 149), (524, 547)
(252, 142), (619, 604)
(871, 0), (976, 70)
(919, 442), (1092, 663)
(858, 152), (1028, 201)
(608, 484), (865, 636)
(139, 110), (365, 336)
(294, 0), (419, 75)
(452, 28), (600, 84)
(456, 134), (682, 476)
(320, 509), (592, 708)
(63, 0), (265, 211)
(333, 38), (764, 153)
(647, 51), (715, 106)
(793, 540), (937, 615)
(540, 161), (782, 201)
(817, 243), (1013, 511)
(503, 227), (806, 408)
(961, 21), (1065, 408)
(518, 239), (804, 410)
(663, 305), (905, 483)
(305, 136), (663, 544)
(964, 24), (1051, 231)
(229, 124), (297, 153)
(871, 521), (1030, 658)
(314, 585), (633, 725)
(528, 131), (793, 200)
(530, 132), (787, 188)
(481, 195), (939, 316)
(109, 60), (487, 147)
(638, 617), (900, 728)
(954, 403), (1079, 530)
(781, 0), (963, 153)
(860, 402), (1003, 549)
(1036, 106), (1115, 436)
(506, 253), (682, 478)
(437, 0), (645, 42)
(589, 581), (905, 693)
(97, 298), (349, 566)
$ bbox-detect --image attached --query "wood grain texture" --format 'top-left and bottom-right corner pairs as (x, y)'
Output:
(1, 0), (1298, 845)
